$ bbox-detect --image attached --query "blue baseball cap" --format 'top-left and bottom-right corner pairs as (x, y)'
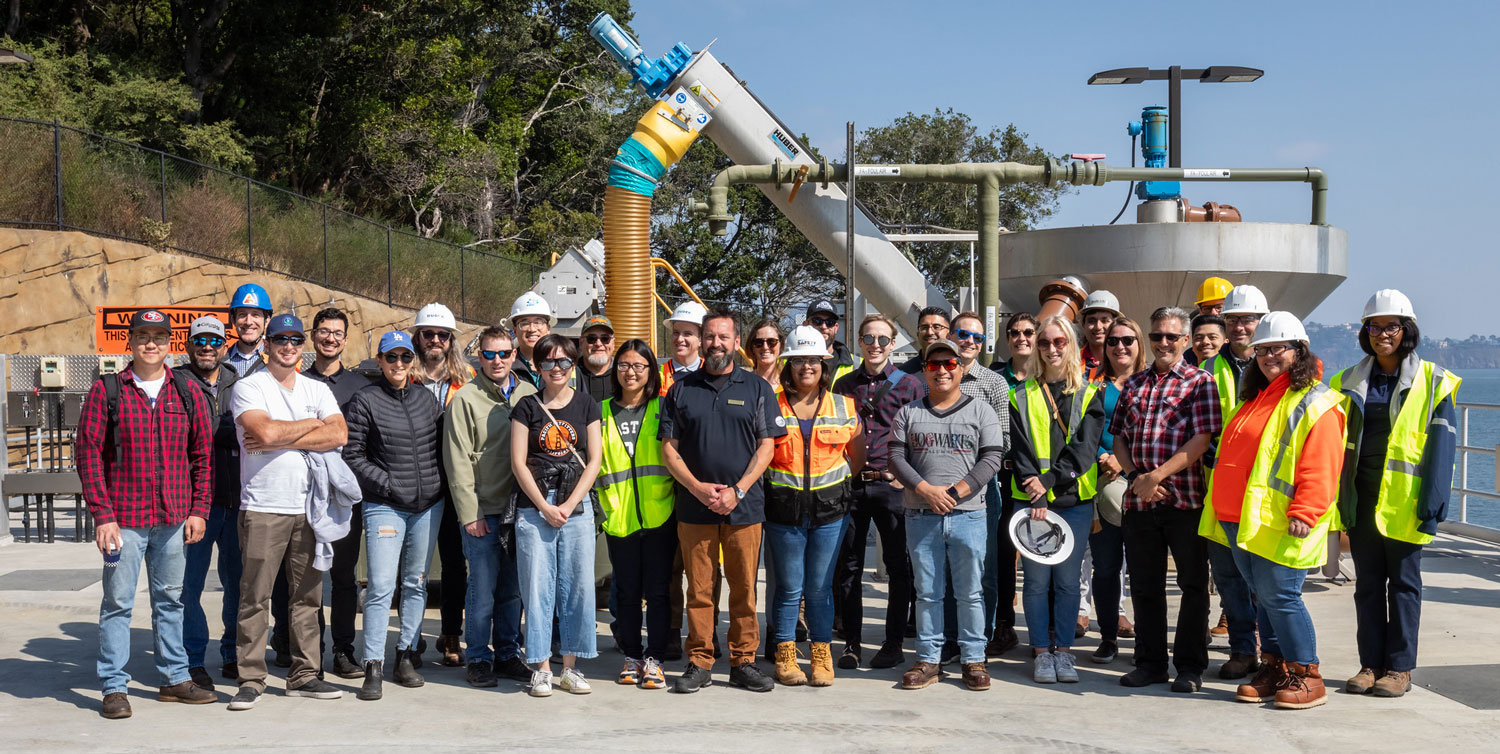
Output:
(378, 330), (413, 354)
(266, 313), (304, 337)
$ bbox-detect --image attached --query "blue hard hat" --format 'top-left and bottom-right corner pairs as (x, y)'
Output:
(230, 283), (272, 313)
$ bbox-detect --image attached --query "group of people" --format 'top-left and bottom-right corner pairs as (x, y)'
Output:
(78, 275), (1459, 719)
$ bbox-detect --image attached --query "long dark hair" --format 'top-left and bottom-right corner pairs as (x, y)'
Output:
(1358, 317), (1420, 360)
(779, 356), (832, 396)
(1240, 342), (1320, 402)
(611, 338), (659, 402)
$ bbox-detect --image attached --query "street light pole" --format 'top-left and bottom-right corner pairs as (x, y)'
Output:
(1088, 65), (1262, 168)
(1168, 65), (1182, 167)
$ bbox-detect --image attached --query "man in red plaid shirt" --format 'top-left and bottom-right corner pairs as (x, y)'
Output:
(77, 309), (217, 719)
(1110, 306), (1222, 693)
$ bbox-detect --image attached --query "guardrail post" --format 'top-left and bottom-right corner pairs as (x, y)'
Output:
(53, 120), (63, 230)
(1460, 406), (1470, 523)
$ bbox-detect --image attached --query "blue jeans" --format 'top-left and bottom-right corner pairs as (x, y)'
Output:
(362, 502), (441, 662)
(765, 518), (848, 644)
(182, 505), (241, 667)
(515, 505), (598, 663)
(460, 515), (523, 665)
(1087, 517), (1127, 642)
(906, 509), (986, 664)
(98, 522), (189, 694)
(1207, 539), (1259, 655)
(1020, 503), (1093, 650)
(1220, 522), (1318, 665)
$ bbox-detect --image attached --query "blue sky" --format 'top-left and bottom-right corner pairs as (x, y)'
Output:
(631, 0), (1498, 338)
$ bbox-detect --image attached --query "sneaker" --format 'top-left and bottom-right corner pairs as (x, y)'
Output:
(286, 678), (343, 699)
(838, 644), (861, 670)
(558, 667), (592, 695)
(101, 691), (132, 719)
(189, 666), (214, 691)
(331, 650), (363, 679)
(496, 656), (533, 682)
(1033, 652), (1058, 684)
(870, 642), (904, 669)
(158, 680), (216, 704)
(729, 662), (775, 693)
(1120, 666), (1170, 687)
(1172, 671), (1203, 693)
(1054, 651), (1079, 683)
(466, 660), (498, 688)
(618, 658), (642, 685)
(640, 657), (667, 690)
(228, 686), (261, 711)
(1091, 640), (1118, 664)
(528, 668), (553, 697)
(674, 664), (712, 693)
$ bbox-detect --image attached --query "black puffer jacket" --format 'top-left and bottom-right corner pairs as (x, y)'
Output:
(342, 379), (445, 513)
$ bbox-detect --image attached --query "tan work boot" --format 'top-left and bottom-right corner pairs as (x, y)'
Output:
(1210, 611), (1229, 636)
(1346, 666), (1381, 695)
(1235, 653), (1286, 702)
(1373, 670), (1412, 698)
(808, 642), (835, 687)
(773, 641), (806, 686)
(1274, 662), (1328, 709)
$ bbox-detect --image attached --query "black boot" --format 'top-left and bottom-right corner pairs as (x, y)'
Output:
(394, 649), (424, 688)
(358, 661), (383, 701)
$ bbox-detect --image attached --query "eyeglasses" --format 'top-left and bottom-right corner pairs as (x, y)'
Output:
(1105, 335), (1137, 348)
(924, 358), (960, 372)
(419, 329), (451, 342)
(312, 328), (346, 340)
(1365, 322), (1403, 338)
(538, 357), (575, 372)
(953, 328), (986, 344)
(917, 323), (950, 334)
(583, 333), (613, 345)
(749, 337), (780, 350)
(809, 316), (838, 328)
(1038, 337), (1069, 351)
(1148, 332), (1185, 343)
(479, 349), (513, 360)
(130, 334), (171, 346)
(788, 357), (822, 369)
(190, 335), (226, 348)
(269, 335), (306, 346)
(860, 334), (893, 347)
(1253, 344), (1296, 358)
(1224, 315), (1262, 328)
(615, 362), (650, 374)
(382, 352), (415, 364)
(1007, 328), (1036, 339)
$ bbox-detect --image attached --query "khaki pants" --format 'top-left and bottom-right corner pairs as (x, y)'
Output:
(236, 510), (321, 691)
(679, 522), (761, 669)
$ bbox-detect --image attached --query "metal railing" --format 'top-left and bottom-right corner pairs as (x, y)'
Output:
(1452, 401), (1499, 537)
(0, 116), (542, 324)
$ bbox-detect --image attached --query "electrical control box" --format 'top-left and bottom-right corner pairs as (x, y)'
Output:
(39, 357), (66, 389)
(7, 392), (42, 428)
(98, 356), (124, 375)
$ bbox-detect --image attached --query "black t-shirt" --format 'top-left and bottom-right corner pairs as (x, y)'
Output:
(658, 367), (786, 525)
(610, 401), (648, 455)
(512, 390), (602, 502)
(578, 367), (615, 404)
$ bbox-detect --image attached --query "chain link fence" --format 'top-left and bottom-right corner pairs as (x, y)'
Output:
(0, 117), (540, 324)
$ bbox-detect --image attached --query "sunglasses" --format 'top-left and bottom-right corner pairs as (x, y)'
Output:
(479, 349), (513, 360)
(1254, 343), (1296, 358)
(1038, 337), (1069, 351)
(269, 335), (306, 346)
(924, 358), (960, 372)
(1105, 335), (1137, 347)
(1007, 328), (1036, 339)
(583, 333), (613, 345)
(382, 352), (415, 364)
(809, 316), (839, 328)
(749, 337), (780, 349)
(419, 329), (451, 342)
(1148, 332), (1185, 343)
(538, 357), (575, 372)
(190, 335), (226, 348)
(860, 334), (893, 347)
(953, 328), (986, 344)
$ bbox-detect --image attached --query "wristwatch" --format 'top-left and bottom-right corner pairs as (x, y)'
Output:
(946, 485), (961, 500)
(733, 485), (746, 501)
(1126, 470), (1142, 482)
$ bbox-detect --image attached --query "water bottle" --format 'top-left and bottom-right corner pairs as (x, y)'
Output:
(103, 542), (121, 567)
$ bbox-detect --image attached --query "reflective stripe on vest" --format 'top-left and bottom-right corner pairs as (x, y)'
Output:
(1199, 383), (1348, 568)
(766, 391), (858, 491)
(1009, 380), (1100, 502)
(1331, 359), (1462, 545)
(1210, 353), (1239, 421)
(597, 398), (674, 538)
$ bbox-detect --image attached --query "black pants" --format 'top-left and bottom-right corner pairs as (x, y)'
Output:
(437, 501), (467, 636)
(1089, 516), (1126, 643)
(1349, 516), (1424, 672)
(272, 504), (363, 656)
(1123, 505), (1210, 675)
(606, 523), (679, 660)
(834, 478), (912, 649)
(990, 485), (1019, 633)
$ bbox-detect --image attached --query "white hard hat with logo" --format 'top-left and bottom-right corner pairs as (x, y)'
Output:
(782, 325), (828, 358)
(665, 300), (707, 327)
(1008, 508), (1077, 566)
(414, 302), (458, 332)
(1362, 289), (1416, 322)
(1080, 289), (1121, 319)
(1249, 311), (1309, 347)
(506, 292), (556, 328)
(1221, 285), (1270, 316)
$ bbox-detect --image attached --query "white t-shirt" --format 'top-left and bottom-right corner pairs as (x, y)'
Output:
(231, 370), (342, 514)
(135, 374), (166, 406)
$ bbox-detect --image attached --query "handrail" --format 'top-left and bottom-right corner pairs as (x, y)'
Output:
(1452, 400), (1500, 534)
(650, 257), (706, 307)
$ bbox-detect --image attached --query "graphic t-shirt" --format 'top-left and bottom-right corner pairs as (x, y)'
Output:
(512, 390), (602, 503)
(610, 402), (647, 456)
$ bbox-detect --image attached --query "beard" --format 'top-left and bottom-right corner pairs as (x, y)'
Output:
(585, 352), (611, 371)
(191, 353), (219, 372)
(705, 350), (734, 372)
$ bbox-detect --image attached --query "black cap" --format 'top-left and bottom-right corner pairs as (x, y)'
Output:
(806, 299), (838, 320)
(129, 309), (171, 334)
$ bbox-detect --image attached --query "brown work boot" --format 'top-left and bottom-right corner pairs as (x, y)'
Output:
(1210, 611), (1229, 637)
(1218, 652), (1261, 679)
(1373, 670), (1412, 698)
(773, 641), (806, 686)
(158, 680), (216, 704)
(1273, 662), (1328, 709)
(901, 661), (942, 690)
(808, 642), (835, 687)
(101, 692), (132, 719)
(1345, 667), (1381, 695)
(1235, 653), (1286, 702)
(962, 662), (991, 691)
(436, 634), (465, 667)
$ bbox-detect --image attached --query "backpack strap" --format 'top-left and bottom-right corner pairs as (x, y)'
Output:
(102, 372), (122, 452)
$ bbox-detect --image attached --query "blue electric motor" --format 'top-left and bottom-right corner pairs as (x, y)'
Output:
(1128, 106), (1181, 201)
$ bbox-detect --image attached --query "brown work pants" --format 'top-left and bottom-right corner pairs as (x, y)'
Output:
(236, 510), (321, 691)
(679, 522), (761, 669)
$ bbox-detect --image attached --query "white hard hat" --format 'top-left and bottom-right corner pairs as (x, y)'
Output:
(1221, 284), (1270, 316)
(414, 302), (458, 332)
(1008, 508), (1077, 566)
(1080, 290), (1121, 318)
(1249, 311), (1309, 347)
(1362, 289), (1416, 322)
(782, 325), (828, 358)
(665, 301), (707, 327)
(506, 292), (556, 328)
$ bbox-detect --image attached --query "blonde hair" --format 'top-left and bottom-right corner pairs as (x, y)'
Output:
(1026, 314), (1085, 394)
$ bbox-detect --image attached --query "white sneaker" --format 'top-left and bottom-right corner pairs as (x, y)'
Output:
(558, 667), (592, 695)
(1033, 651), (1058, 684)
(528, 669), (553, 697)
(1054, 651), (1079, 683)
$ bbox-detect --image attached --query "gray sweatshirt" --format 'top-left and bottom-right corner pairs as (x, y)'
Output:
(890, 395), (1007, 512)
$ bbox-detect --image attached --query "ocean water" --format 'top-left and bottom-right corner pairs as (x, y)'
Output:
(1451, 368), (1500, 530)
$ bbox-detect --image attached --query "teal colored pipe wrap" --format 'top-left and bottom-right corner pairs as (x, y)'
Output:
(608, 137), (667, 197)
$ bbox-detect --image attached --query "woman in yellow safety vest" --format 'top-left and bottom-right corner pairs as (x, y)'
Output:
(1009, 314), (1106, 684)
(596, 339), (675, 691)
(1330, 290), (1461, 699)
(1200, 311), (1346, 711)
(765, 326), (865, 688)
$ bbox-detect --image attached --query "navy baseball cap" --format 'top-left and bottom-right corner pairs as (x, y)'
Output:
(806, 300), (838, 320)
(378, 331), (413, 354)
(266, 313), (304, 337)
(129, 309), (171, 334)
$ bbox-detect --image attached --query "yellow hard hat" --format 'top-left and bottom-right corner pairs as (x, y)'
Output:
(1195, 276), (1234, 305)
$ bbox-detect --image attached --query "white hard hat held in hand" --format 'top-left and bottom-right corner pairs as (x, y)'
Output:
(1249, 311), (1309, 347)
(1362, 289), (1416, 322)
(1222, 285), (1270, 316)
(414, 302), (458, 332)
(506, 292), (556, 328)
(782, 325), (828, 358)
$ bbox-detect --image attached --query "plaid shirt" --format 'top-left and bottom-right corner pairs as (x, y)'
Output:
(833, 361), (927, 471)
(1110, 358), (1222, 511)
(76, 366), (213, 527)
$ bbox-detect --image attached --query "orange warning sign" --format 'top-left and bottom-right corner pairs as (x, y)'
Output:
(94, 306), (237, 355)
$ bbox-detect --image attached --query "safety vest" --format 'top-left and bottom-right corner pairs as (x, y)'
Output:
(767, 390), (859, 492)
(596, 398), (674, 538)
(1330, 359), (1461, 545)
(1010, 380), (1101, 502)
(1200, 382), (1348, 568)
(1207, 352), (1242, 421)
